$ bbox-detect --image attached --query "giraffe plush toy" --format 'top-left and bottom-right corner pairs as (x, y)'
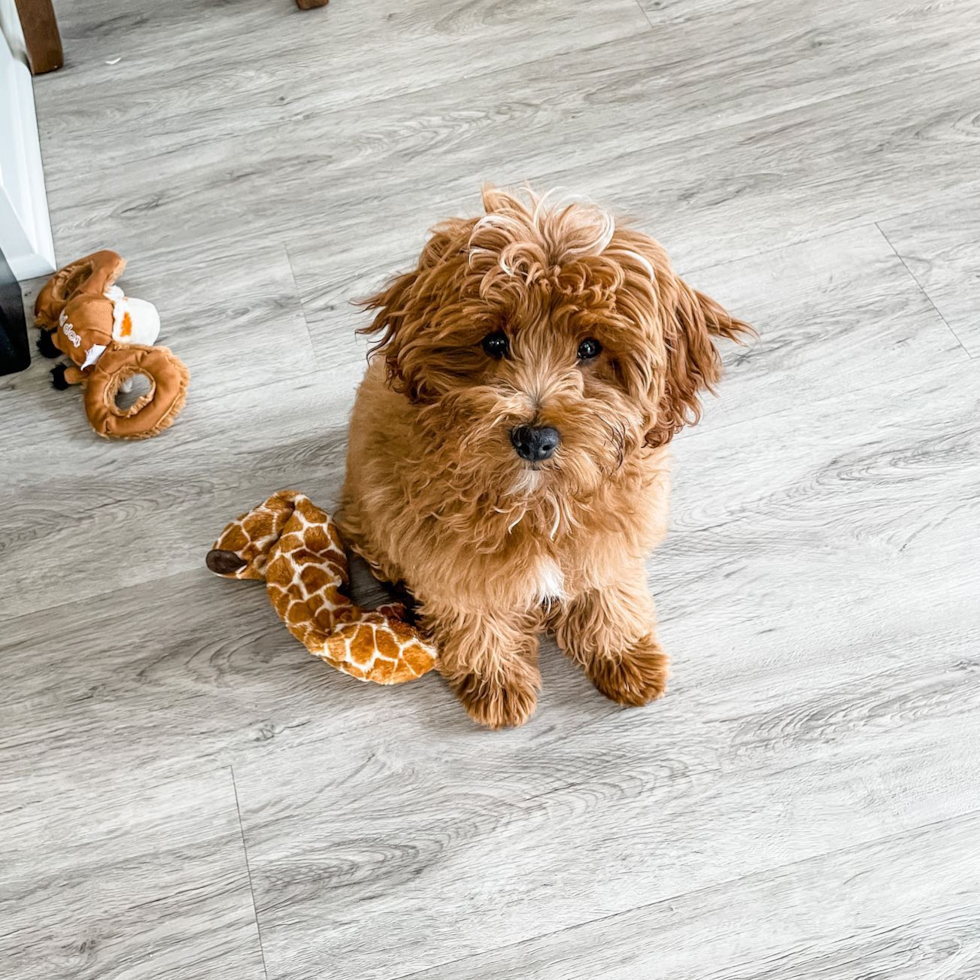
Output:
(206, 490), (438, 685)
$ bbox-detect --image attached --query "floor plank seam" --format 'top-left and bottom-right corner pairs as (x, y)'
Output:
(682, 347), (965, 444)
(9, 4), (980, 975)
(281, 241), (322, 374)
(202, 20), (660, 174)
(386, 805), (980, 980)
(871, 190), (980, 239)
(0, 564), (201, 627)
(678, 220), (871, 278)
(633, 0), (656, 29)
(230, 765), (271, 980)
(0, 760), (237, 812)
(589, 52), (980, 202)
(874, 222), (974, 361)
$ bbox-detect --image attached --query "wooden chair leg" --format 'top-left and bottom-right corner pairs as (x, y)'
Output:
(14, 0), (64, 75)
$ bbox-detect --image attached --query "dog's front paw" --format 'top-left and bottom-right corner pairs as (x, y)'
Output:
(450, 668), (540, 730)
(585, 633), (669, 707)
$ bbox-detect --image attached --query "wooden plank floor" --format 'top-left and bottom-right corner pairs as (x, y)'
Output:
(2, 1), (979, 978)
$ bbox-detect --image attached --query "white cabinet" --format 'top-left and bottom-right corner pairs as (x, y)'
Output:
(0, 0), (55, 281)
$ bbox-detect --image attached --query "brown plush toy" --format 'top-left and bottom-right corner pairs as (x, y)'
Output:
(34, 250), (189, 439)
(207, 490), (438, 685)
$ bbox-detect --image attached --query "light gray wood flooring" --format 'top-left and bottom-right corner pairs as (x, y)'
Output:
(2, 1), (979, 978)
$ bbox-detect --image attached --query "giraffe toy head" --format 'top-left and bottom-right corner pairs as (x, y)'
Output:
(207, 490), (438, 685)
(206, 489), (307, 581)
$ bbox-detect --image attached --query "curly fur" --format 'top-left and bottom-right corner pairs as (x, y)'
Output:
(339, 186), (752, 728)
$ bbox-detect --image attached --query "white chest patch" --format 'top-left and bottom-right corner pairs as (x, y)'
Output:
(534, 557), (565, 603)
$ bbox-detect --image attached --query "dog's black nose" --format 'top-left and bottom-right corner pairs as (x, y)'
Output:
(510, 425), (560, 461)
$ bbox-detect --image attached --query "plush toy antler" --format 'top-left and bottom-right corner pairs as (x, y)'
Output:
(34, 250), (189, 439)
(207, 490), (438, 684)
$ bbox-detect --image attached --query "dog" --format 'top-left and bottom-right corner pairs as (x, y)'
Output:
(338, 186), (751, 728)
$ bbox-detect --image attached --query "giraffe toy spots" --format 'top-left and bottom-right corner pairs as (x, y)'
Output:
(206, 490), (438, 684)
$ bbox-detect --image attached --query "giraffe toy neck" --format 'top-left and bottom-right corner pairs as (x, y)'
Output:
(207, 490), (438, 685)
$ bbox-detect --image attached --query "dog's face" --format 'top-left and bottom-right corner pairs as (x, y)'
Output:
(362, 188), (750, 507)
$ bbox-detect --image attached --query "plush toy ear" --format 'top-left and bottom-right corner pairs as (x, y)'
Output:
(206, 550), (248, 575)
(34, 251), (127, 329)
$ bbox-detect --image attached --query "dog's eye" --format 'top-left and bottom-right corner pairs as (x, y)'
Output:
(481, 330), (509, 359)
(577, 338), (602, 360)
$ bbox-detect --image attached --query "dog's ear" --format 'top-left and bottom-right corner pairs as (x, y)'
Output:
(359, 221), (472, 402)
(643, 277), (753, 448)
(605, 228), (752, 446)
(359, 267), (419, 390)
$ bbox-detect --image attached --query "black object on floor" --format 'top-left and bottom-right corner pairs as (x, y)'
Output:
(0, 245), (31, 376)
